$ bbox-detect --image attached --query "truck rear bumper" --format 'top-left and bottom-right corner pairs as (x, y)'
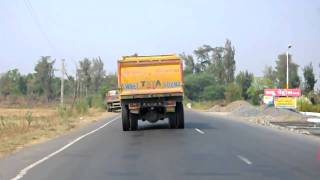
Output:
(121, 96), (182, 114)
(107, 101), (121, 109)
(120, 95), (182, 104)
(120, 92), (183, 100)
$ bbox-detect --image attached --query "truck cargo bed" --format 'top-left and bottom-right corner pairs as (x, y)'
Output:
(118, 54), (184, 98)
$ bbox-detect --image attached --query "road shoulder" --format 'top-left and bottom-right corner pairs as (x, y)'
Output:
(0, 114), (119, 180)
(191, 109), (320, 144)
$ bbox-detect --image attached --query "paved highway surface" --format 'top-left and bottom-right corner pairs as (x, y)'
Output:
(1, 110), (320, 180)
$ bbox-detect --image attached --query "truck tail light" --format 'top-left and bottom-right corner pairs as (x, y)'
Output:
(129, 103), (141, 109)
(164, 100), (176, 107)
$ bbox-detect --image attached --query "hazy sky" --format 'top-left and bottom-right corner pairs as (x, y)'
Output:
(1, 0), (320, 80)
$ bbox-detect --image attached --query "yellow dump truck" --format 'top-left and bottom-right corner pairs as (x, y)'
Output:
(118, 54), (184, 131)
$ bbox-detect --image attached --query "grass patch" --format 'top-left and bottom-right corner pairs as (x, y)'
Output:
(75, 100), (89, 115)
(0, 106), (115, 158)
(298, 103), (320, 113)
(297, 96), (320, 113)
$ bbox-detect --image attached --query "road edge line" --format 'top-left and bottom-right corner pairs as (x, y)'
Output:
(195, 128), (205, 134)
(10, 116), (120, 180)
(237, 155), (252, 165)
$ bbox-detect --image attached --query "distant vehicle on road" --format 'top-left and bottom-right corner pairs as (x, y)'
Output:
(118, 54), (184, 131)
(105, 90), (121, 112)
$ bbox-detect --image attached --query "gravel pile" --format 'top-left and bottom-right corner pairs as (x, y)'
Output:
(208, 105), (222, 112)
(208, 100), (252, 112)
(231, 105), (261, 117)
(223, 100), (252, 112)
(259, 107), (304, 122)
(261, 106), (299, 117)
(208, 100), (310, 136)
(209, 100), (304, 122)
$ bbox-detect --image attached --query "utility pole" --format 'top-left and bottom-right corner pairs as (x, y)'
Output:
(71, 62), (79, 109)
(286, 45), (292, 89)
(61, 59), (65, 106)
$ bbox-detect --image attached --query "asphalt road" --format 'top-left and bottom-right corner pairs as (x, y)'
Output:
(1, 110), (320, 180)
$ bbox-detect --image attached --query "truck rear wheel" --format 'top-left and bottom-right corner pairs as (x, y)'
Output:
(122, 106), (130, 131)
(176, 102), (184, 129)
(107, 104), (112, 112)
(130, 113), (138, 131)
(169, 113), (177, 129)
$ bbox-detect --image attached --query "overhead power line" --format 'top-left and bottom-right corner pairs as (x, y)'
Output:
(23, 0), (57, 54)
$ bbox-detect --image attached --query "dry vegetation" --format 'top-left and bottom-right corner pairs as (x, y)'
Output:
(0, 107), (116, 158)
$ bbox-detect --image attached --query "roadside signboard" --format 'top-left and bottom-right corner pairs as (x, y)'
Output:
(274, 97), (297, 109)
(264, 88), (301, 97)
(263, 96), (274, 105)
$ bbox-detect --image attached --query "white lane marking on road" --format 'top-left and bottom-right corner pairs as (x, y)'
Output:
(195, 128), (205, 134)
(10, 116), (120, 180)
(237, 155), (252, 165)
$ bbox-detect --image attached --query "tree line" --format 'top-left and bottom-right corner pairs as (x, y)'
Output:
(181, 39), (239, 102)
(182, 39), (319, 105)
(1, 41), (319, 107)
(0, 56), (117, 106)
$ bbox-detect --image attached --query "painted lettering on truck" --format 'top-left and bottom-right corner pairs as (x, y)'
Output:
(122, 83), (138, 90)
(122, 81), (181, 90)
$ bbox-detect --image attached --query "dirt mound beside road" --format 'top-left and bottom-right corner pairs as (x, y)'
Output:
(260, 106), (304, 122)
(231, 105), (261, 117)
(223, 100), (252, 112)
(208, 100), (252, 112)
(209, 100), (304, 122)
(208, 105), (222, 112)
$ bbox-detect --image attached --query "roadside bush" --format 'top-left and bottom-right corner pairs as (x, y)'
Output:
(298, 103), (320, 112)
(25, 111), (33, 127)
(236, 70), (254, 100)
(185, 73), (209, 100)
(184, 72), (217, 101)
(57, 105), (73, 119)
(306, 91), (320, 105)
(297, 96), (320, 112)
(75, 99), (89, 115)
(224, 83), (242, 103)
(247, 86), (261, 105)
(247, 77), (273, 105)
(86, 96), (93, 108)
(0, 115), (5, 128)
(202, 85), (225, 100)
(89, 95), (105, 109)
(297, 96), (312, 105)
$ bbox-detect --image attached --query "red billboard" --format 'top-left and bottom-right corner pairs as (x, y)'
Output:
(264, 88), (301, 97)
